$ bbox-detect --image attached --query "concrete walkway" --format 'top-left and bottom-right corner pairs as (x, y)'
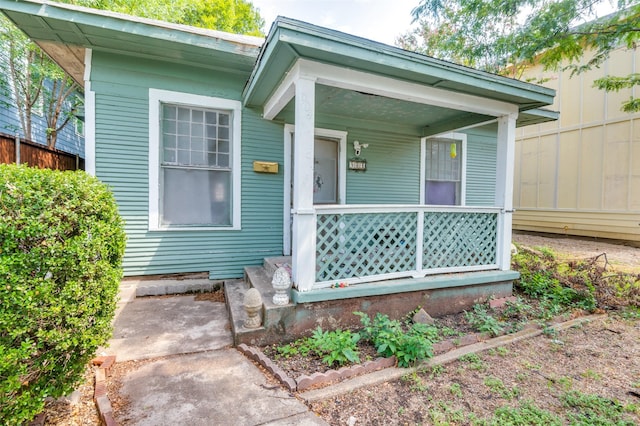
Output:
(105, 280), (327, 425)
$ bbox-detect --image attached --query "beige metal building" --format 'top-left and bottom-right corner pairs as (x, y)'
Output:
(514, 44), (640, 243)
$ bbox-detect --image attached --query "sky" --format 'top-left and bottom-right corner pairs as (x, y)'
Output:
(250, 0), (418, 46)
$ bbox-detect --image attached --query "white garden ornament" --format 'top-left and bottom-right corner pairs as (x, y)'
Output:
(271, 266), (292, 305)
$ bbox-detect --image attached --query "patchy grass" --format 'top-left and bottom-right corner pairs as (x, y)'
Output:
(309, 244), (640, 424)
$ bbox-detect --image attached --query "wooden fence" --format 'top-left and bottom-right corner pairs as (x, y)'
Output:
(0, 133), (84, 171)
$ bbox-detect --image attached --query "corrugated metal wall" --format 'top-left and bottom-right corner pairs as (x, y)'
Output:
(514, 45), (640, 242)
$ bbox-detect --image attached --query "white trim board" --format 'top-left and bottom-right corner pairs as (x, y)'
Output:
(148, 88), (242, 231)
(264, 59), (518, 121)
(83, 48), (95, 176)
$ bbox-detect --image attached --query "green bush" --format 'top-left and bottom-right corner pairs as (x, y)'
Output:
(0, 164), (126, 424)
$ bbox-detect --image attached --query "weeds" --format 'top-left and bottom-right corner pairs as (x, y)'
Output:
(485, 401), (562, 425)
(276, 327), (360, 367)
(309, 327), (361, 366)
(460, 353), (486, 371)
(401, 371), (429, 392)
(429, 364), (445, 378)
(561, 390), (637, 425)
(465, 304), (505, 337)
(355, 312), (439, 367)
(449, 382), (463, 398)
(483, 376), (520, 400)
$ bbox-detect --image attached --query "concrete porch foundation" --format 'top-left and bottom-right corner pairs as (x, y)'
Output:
(225, 257), (518, 347)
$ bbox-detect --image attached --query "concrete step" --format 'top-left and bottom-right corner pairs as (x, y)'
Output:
(126, 278), (219, 297)
(225, 264), (297, 346)
(263, 256), (291, 277)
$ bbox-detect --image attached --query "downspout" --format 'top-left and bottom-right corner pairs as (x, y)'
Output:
(14, 133), (20, 165)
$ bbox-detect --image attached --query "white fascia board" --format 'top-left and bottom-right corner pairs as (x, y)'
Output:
(299, 58), (518, 117)
(263, 63), (318, 120)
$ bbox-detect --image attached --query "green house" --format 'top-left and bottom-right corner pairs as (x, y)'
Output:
(1, 1), (557, 333)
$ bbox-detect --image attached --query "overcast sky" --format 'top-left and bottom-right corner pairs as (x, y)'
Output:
(250, 0), (418, 46)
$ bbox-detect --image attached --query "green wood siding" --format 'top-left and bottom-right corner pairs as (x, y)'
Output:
(464, 125), (497, 206)
(90, 51), (500, 278)
(91, 52), (284, 277)
(345, 129), (420, 204)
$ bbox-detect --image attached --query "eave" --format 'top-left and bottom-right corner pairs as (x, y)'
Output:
(0, 0), (264, 87)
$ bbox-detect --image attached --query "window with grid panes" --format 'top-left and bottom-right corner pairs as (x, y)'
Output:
(425, 138), (462, 205)
(160, 104), (232, 226)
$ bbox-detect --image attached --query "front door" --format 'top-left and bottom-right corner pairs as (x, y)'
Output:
(284, 128), (346, 255)
(312, 138), (339, 204)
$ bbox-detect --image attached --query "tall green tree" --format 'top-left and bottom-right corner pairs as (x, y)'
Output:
(0, 16), (81, 148)
(1, 0), (264, 149)
(400, 0), (640, 112)
(61, 0), (265, 36)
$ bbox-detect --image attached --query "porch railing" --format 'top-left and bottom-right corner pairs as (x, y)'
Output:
(315, 205), (501, 288)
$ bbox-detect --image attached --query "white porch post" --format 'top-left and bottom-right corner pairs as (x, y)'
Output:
(291, 76), (317, 291)
(495, 113), (518, 270)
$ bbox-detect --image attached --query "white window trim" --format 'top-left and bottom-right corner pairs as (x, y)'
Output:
(420, 132), (467, 206)
(283, 124), (347, 255)
(148, 88), (242, 231)
(74, 117), (84, 137)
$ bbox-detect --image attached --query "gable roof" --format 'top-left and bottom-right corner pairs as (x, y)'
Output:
(245, 17), (556, 113)
(0, 0), (263, 86)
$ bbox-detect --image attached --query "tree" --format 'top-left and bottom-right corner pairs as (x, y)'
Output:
(0, 16), (82, 148)
(59, 0), (265, 36)
(0, 0), (264, 150)
(400, 0), (640, 112)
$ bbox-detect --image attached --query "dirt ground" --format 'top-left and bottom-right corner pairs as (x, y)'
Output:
(310, 315), (640, 425)
(36, 232), (640, 424)
(307, 233), (640, 425)
(512, 232), (640, 273)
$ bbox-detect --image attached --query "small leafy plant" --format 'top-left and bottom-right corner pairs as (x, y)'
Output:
(355, 312), (439, 367)
(465, 304), (505, 337)
(309, 327), (361, 367)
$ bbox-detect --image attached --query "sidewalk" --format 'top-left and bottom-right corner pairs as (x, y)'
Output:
(104, 280), (328, 425)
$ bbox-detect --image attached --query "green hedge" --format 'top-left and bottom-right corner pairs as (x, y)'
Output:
(0, 164), (126, 424)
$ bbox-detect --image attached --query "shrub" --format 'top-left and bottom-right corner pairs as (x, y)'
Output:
(0, 164), (126, 424)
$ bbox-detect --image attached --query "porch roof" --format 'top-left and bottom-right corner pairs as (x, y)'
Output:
(0, 0), (263, 87)
(244, 17), (557, 135)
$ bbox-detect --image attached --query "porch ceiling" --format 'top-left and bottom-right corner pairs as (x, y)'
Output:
(0, 0), (263, 87)
(275, 84), (495, 136)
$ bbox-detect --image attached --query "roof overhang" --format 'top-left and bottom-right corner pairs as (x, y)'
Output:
(245, 17), (557, 134)
(0, 0), (264, 87)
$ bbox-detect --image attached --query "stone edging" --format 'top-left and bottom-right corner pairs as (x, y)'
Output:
(237, 334), (503, 392)
(238, 309), (595, 394)
(237, 343), (397, 391)
(92, 355), (117, 426)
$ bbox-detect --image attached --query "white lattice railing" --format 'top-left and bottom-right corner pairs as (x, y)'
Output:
(314, 205), (501, 288)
